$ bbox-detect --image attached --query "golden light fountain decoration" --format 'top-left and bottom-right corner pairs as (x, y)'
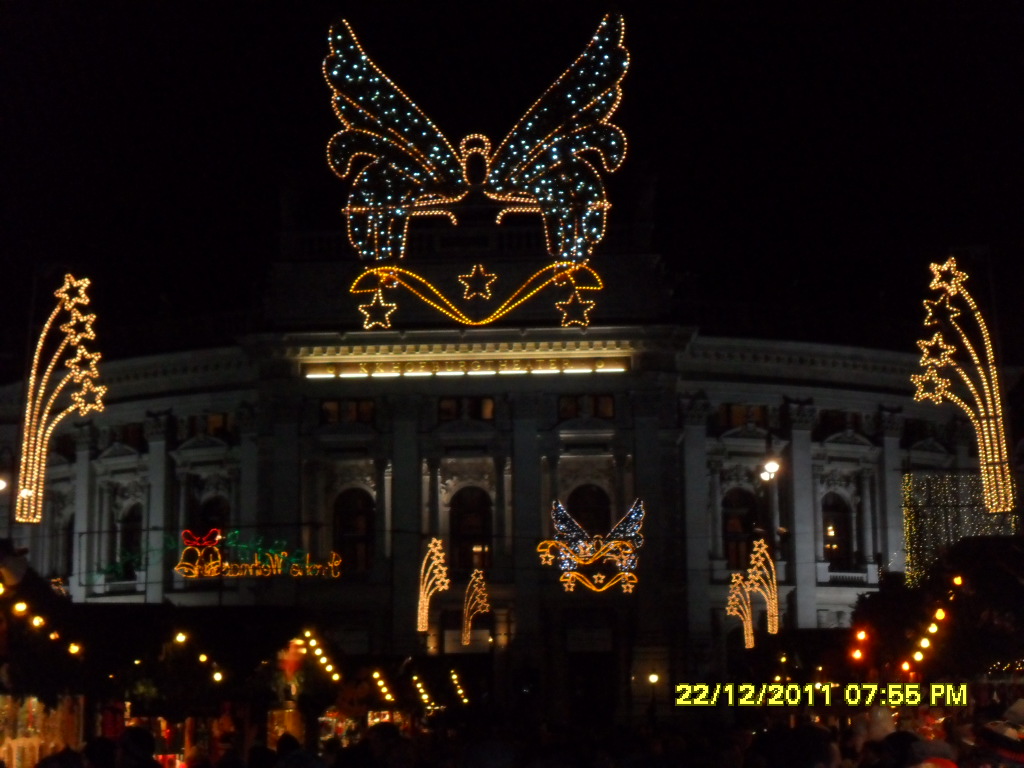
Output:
(911, 256), (1015, 512)
(16, 274), (106, 523)
(417, 537), (450, 632)
(537, 499), (644, 593)
(726, 571), (755, 649)
(460, 569), (491, 646)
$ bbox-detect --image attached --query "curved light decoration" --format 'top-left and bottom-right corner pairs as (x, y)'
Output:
(417, 537), (450, 631)
(725, 539), (779, 648)
(324, 15), (628, 328)
(16, 274), (106, 523)
(726, 571), (754, 649)
(537, 499), (644, 593)
(460, 569), (491, 646)
(911, 256), (1014, 513)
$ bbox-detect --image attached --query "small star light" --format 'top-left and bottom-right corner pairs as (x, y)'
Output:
(458, 264), (498, 300)
(53, 274), (91, 311)
(928, 256), (968, 296)
(358, 290), (397, 329)
(917, 332), (956, 369)
(71, 378), (107, 415)
(59, 309), (97, 346)
(555, 291), (595, 327)
(923, 294), (962, 327)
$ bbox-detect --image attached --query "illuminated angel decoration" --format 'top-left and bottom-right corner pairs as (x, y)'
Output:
(911, 256), (1014, 512)
(16, 274), (106, 523)
(537, 498), (644, 593)
(324, 15), (628, 328)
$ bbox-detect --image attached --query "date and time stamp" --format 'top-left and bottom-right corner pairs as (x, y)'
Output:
(675, 682), (969, 708)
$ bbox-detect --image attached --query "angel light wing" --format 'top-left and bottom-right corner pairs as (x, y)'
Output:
(324, 20), (467, 261)
(551, 500), (591, 570)
(607, 499), (645, 550)
(484, 14), (629, 262)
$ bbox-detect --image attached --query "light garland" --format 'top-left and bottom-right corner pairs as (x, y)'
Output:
(902, 472), (1011, 587)
(460, 569), (491, 646)
(417, 538), (450, 631)
(324, 15), (627, 327)
(726, 572), (754, 649)
(349, 261), (602, 329)
(536, 499), (644, 593)
(450, 669), (468, 705)
(372, 670), (395, 703)
(911, 256), (1015, 512)
(16, 274), (106, 523)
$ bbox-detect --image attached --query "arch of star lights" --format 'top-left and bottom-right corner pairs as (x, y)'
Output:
(324, 15), (628, 329)
(16, 274), (106, 523)
(911, 256), (1015, 513)
(417, 538), (450, 632)
(725, 539), (780, 649)
(461, 569), (491, 646)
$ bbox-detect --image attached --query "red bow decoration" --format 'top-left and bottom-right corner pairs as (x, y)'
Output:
(181, 529), (222, 548)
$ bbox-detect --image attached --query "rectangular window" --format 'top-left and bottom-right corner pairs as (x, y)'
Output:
(438, 398), (459, 422)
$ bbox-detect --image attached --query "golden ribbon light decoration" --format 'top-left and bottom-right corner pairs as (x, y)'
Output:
(460, 569), (491, 646)
(16, 274), (106, 524)
(417, 537), (450, 632)
(353, 261), (602, 329)
(911, 256), (1015, 513)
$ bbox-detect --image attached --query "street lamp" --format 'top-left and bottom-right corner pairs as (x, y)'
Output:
(647, 672), (659, 725)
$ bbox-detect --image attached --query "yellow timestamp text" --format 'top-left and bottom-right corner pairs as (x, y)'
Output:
(675, 682), (968, 708)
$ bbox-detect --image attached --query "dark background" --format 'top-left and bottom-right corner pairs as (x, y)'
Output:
(3, 0), (1024, 378)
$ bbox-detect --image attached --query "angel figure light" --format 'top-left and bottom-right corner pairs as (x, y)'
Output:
(537, 499), (644, 593)
(324, 15), (629, 329)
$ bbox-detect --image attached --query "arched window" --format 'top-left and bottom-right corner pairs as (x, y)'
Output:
(333, 488), (375, 574)
(566, 484), (612, 535)
(449, 486), (493, 572)
(722, 488), (763, 569)
(197, 495), (230, 533)
(119, 505), (143, 580)
(822, 492), (854, 570)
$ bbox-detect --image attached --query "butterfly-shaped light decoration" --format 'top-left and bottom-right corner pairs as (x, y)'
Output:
(538, 498), (644, 593)
(324, 15), (628, 328)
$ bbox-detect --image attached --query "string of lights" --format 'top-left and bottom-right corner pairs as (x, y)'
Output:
(726, 571), (754, 649)
(417, 538), (450, 631)
(460, 569), (491, 646)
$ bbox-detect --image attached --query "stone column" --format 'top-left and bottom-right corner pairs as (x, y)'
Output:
(143, 411), (173, 602)
(70, 422), (95, 601)
(878, 408), (906, 573)
(681, 395), (713, 671)
(389, 396), (421, 655)
(709, 459), (724, 560)
(787, 400), (818, 628)
(859, 468), (876, 563)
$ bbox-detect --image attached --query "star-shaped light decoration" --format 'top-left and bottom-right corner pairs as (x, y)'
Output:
(71, 377), (107, 415)
(563, 578), (576, 592)
(592, 573), (606, 585)
(621, 581), (635, 594)
(556, 291), (595, 328)
(59, 309), (97, 346)
(458, 264), (498, 301)
(917, 332), (956, 369)
(923, 294), (962, 327)
(929, 256), (969, 297)
(539, 552), (555, 566)
(66, 346), (101, 382)
(53, 274), (92, 312)
(359, 290), (398, 329)
(911, 367), (950, 404)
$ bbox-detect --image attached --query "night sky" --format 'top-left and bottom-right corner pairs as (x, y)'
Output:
(3, 1), (1024, 376)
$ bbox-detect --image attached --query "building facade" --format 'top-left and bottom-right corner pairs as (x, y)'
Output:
(0, 317), (990, 719)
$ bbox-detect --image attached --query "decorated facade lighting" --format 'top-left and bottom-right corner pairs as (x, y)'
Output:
(745, 539), (779, 634)
(537, 499), (644, 593)
(324, 15), (629, 328)
(461, 570), (491, 645)
(16, 274), (106, 523)
(417, 538), (450, 631)
(911, 256), (1015, 512)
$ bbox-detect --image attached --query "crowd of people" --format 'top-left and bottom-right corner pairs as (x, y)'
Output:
(22, 706), (1024, 768)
